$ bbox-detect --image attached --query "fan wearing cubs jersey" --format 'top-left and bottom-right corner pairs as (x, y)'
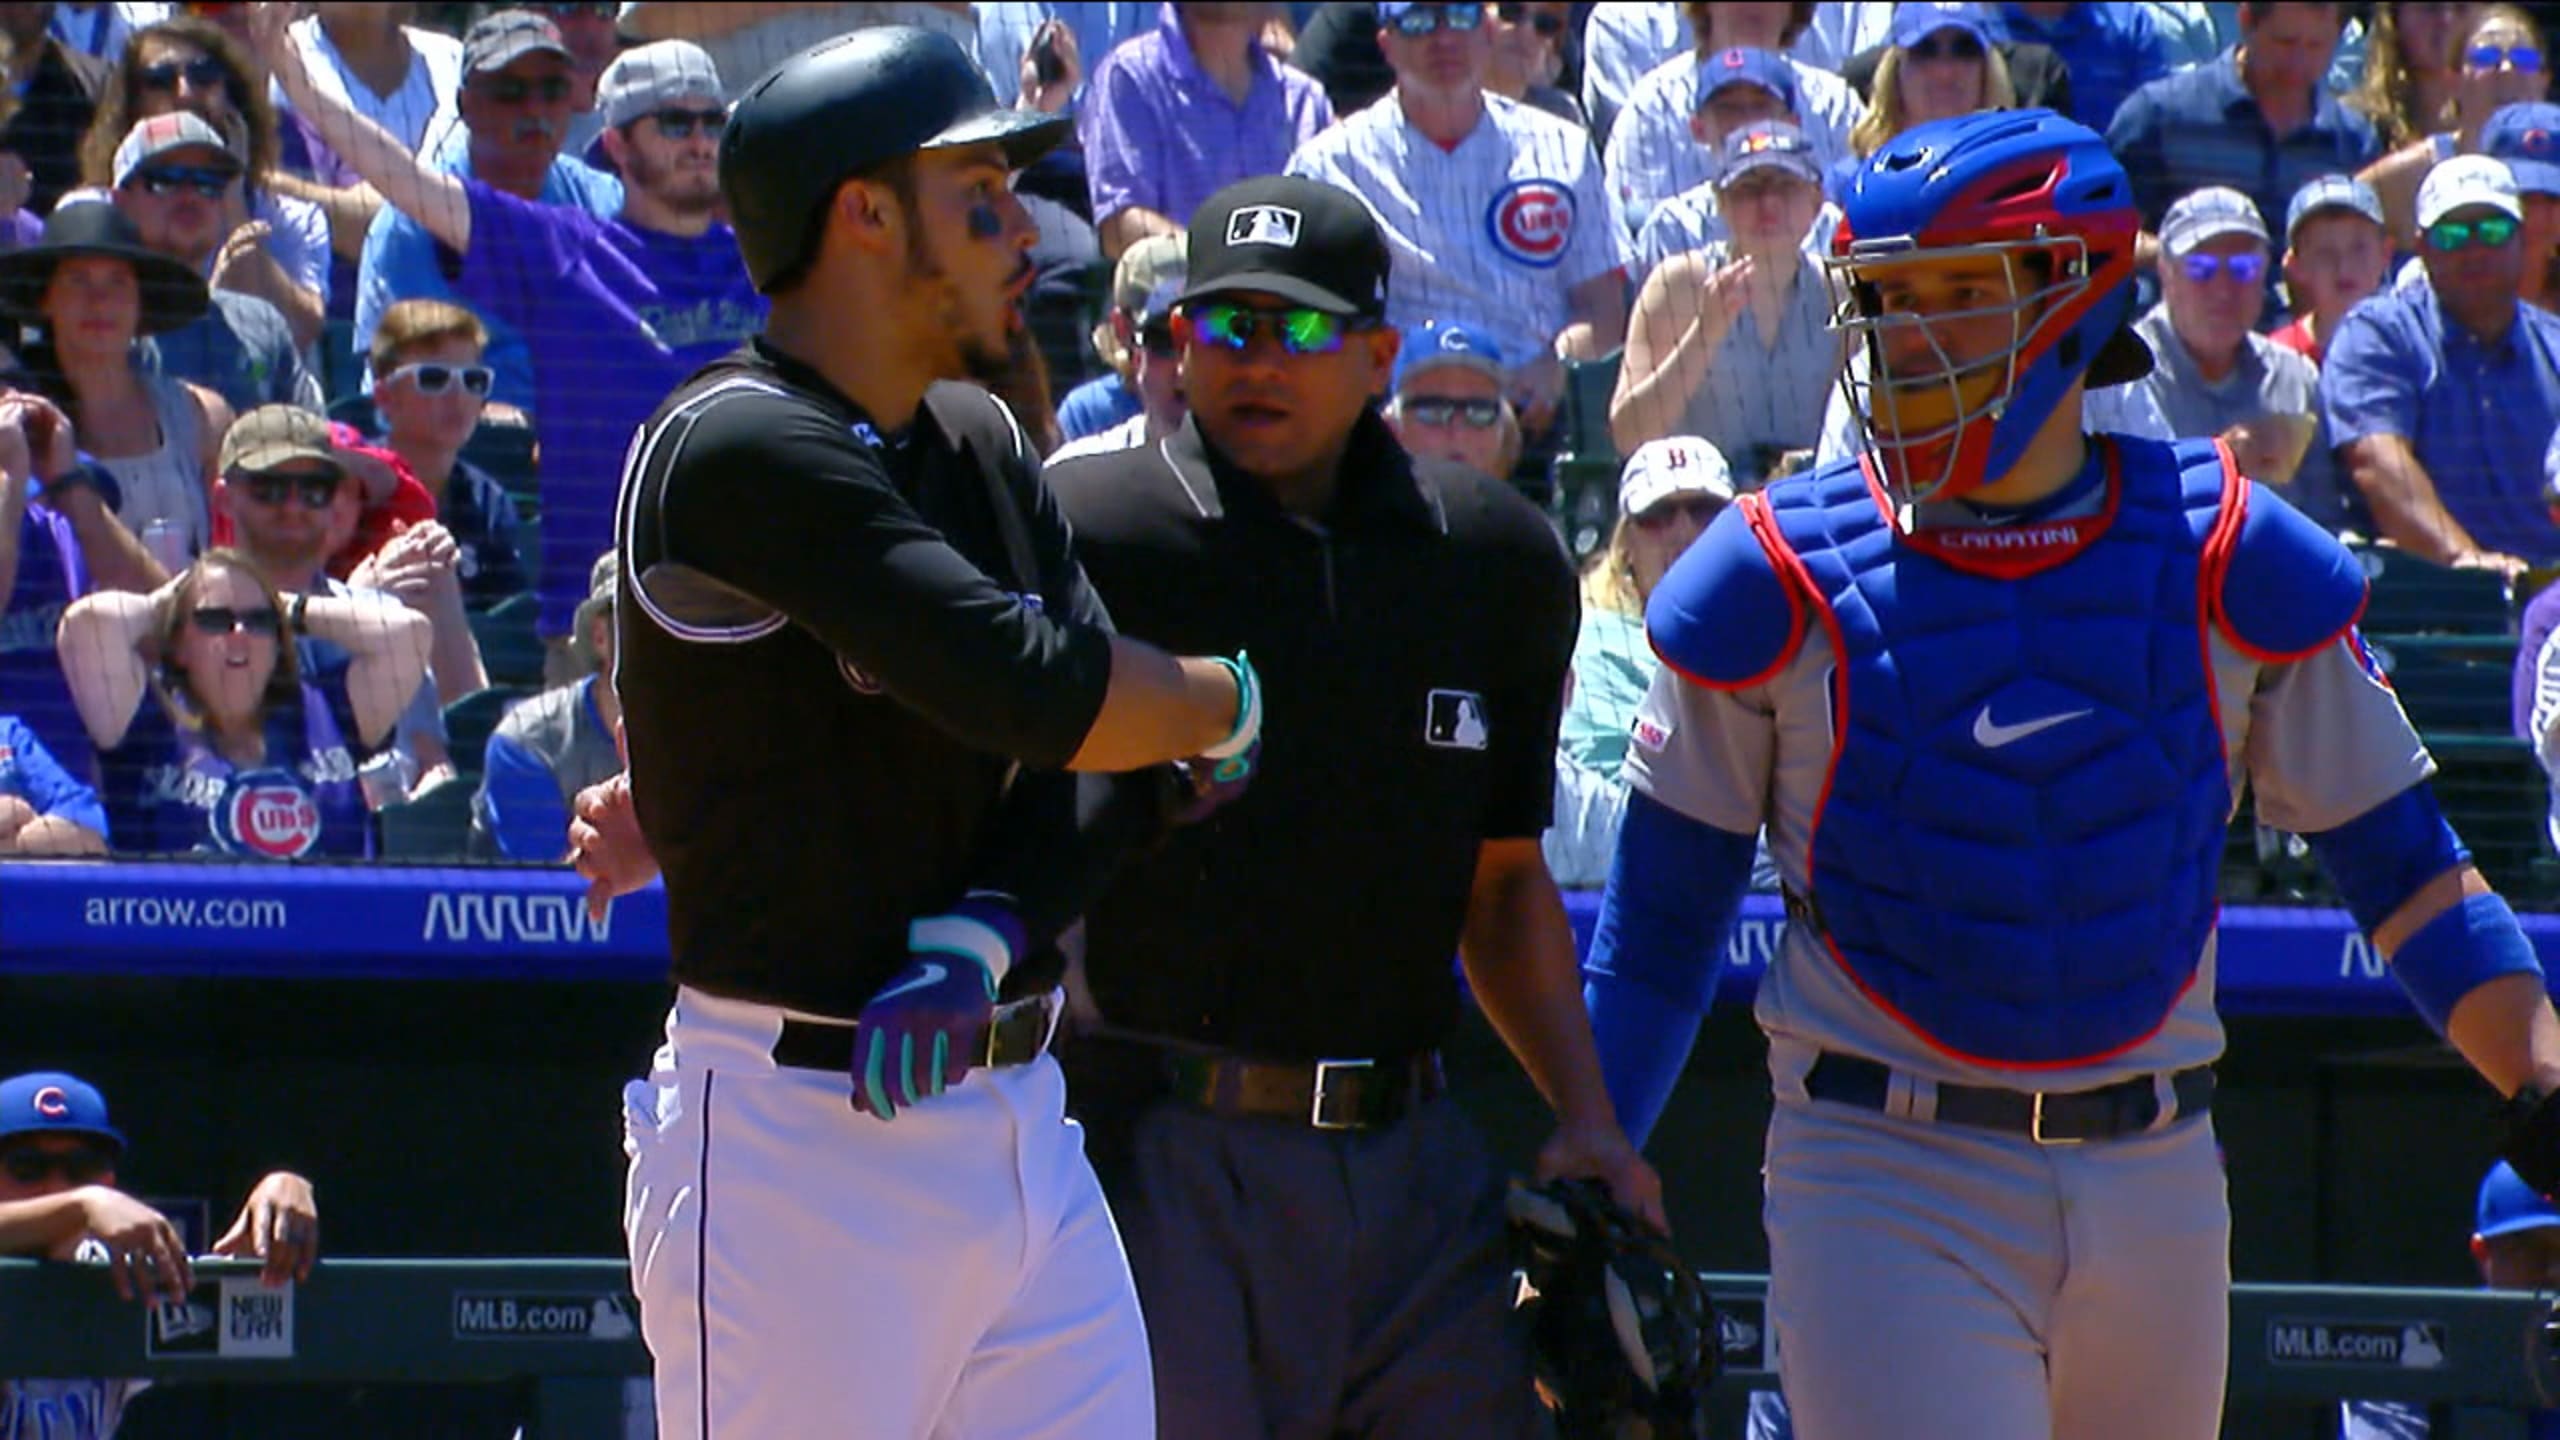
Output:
(1585, 108), (2560, 1440)
(1285, 0), (1624, 436)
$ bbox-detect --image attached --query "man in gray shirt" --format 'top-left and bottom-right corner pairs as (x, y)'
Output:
(2132, 185), (2321, 497)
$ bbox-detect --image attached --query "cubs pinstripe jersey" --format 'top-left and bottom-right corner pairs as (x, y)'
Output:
(1285, 92), (1623, 369)
(1602, 50), (1865, 234)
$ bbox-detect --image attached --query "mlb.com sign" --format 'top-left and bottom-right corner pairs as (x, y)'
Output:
(423, 892), (613, 945)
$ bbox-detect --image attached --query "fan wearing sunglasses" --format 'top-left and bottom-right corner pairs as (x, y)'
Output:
(1383, 317), (1520, 479)
(0, 1071), (316, 1407)
(57, 541), (427, 857)
(1052, 235), (1193, 463)
(74, 16), (330, 354)
(1483, 1), (1585, 127)
(2359, 5), (2553, 252)
(364, 299), (528, 615)
(2131, 187), (2320, 489)
(2327, 154), (2560, 574)
(265, 18), (767, 675)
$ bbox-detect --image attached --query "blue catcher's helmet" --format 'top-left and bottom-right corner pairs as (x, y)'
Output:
(1825, 108), (2148, 513)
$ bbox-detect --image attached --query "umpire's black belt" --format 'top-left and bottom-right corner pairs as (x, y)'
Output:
(770, 991), (1062, 1074)
(1805, 1051), (2215, 1145)
(1161, 1049), (1448, 1131)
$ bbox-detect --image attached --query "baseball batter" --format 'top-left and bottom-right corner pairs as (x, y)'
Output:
(611, 30), (1259, 1440)
(1586, 108), (2560, 1440)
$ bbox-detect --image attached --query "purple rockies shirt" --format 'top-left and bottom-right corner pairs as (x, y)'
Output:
(1078, 2), (1334, 229)
(3, 501), (92, 783)
(448, 180), (765, 635)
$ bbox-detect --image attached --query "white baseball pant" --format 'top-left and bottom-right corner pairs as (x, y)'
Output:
(622, 987), (1155, 1440)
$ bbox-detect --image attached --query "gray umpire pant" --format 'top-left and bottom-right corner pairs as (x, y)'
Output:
(1084, 1085), (1553, 1440)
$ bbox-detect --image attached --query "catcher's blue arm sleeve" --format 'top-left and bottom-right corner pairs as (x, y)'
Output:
(1584, 791), (1756, 1145)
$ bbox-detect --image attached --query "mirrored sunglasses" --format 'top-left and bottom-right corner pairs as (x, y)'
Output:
(2179, 251), (2269, 284)
(138, 55), (227, 93)
(0, 1144), (113, 1185)
(131, 164), (232, 199)
(187, 605), (282, 637)
(385, 362), (495, 398)
(1187, 303), (1364, 356)
(241, 471), (343, 509)
(2467, 43), (2545, 73)
(1402, 396), (1503, 428)
(1390, 3), (1486, 38)
(2425, 213), (2522, 251)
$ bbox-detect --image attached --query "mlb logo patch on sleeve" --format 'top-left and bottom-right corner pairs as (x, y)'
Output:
(1425, 689), (1490, 750)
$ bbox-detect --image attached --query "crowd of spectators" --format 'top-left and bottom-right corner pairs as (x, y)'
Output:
(0, 0), (2553, 893)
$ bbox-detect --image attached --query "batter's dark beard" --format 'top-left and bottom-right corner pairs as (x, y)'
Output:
(902, 229), (1013, 385)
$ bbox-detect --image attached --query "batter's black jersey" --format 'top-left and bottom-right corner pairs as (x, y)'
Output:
(615, 340), (1115, 1017)
(1045, 414), (1578, 1059)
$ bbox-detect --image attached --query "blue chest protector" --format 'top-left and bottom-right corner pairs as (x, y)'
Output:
(1646, 437), (2365, 1066)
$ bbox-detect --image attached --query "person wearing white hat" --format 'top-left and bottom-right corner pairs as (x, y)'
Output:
(1544, 435), (1735, 889)
(2323, 152), (2560, 571)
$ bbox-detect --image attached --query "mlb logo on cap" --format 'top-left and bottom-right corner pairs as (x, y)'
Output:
(1226, 205), (1302, 249)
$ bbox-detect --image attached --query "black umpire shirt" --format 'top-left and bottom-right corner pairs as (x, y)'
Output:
(1045, 412), (1578, 1060)
(616, 340), (1117, 1018)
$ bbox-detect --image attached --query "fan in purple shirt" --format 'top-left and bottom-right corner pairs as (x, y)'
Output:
(260, 14), (764, 659)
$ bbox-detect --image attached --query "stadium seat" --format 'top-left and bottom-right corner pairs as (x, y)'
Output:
(2370, 643), (2517, 737)
(441, 686), (533, 770)
(2353, 545), (2514, 635)
(2424, 735), (2550, 901)
(376, 773), (478, 861)
(470, 594), (546, 689)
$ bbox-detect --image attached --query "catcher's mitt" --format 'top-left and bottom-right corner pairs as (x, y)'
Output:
(1508, 1176), (1716, 1440)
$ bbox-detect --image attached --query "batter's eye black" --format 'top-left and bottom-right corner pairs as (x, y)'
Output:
(965, 202), (1004, 239)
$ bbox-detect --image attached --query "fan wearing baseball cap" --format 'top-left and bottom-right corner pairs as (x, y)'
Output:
(1384, 318), (1519, 479)
(259, 9), (766, 669)
(0, 1069), (319, 1438)
(1615, 121), (1841, 485)
(2322, 153), (2560, 571)
(2272, 174), (2390, 367)
(1546, 436), (1735, 889)
(2338, 1159), (2560, 1438)
(1039, 172), (1661, 1437)
(2128, 188), (2321, 492)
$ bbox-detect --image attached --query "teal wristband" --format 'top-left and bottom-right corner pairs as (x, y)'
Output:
(2393, 892), (2542, 1034)
(1199, 650), (1260, 761)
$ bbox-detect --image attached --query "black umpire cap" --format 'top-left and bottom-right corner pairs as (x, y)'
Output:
(719, 26), (1071, 294)
(1178, 175), (1392, 319)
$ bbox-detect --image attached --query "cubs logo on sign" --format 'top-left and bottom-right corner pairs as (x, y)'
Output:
(211, 769), (321, 859)
(1486, 178), (1575, 268)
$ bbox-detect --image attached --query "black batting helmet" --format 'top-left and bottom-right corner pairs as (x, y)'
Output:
(718, 26), (1071, 294)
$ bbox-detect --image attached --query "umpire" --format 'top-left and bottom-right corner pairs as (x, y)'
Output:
(1044, 174), (1663, 1438)
(612, 29), (1259, 1440)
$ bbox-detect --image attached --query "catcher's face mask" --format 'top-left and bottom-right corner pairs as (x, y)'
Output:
(1508, 1177), (1715, 1439)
